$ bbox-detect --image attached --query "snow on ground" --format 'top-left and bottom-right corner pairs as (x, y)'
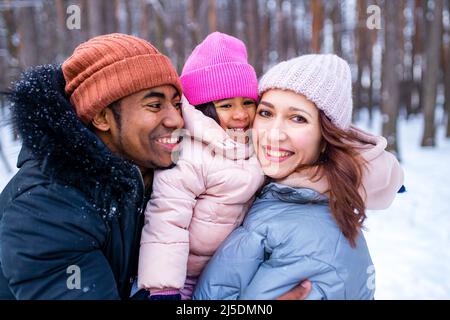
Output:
(0, 109), (449, 299)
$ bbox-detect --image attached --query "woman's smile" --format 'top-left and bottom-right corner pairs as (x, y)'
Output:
(262, 145), (295, 163)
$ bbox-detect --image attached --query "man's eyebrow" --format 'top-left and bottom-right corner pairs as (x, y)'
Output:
(142, 91), (165, 100)
(142, 91), (180, 100)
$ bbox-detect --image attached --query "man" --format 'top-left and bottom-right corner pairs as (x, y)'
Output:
(0, 33), (310, 299)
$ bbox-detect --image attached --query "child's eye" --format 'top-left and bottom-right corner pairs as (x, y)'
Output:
(291, 115), (307, 123)
(258, 110), (272, 117)
(217, 104), (232, 109)
(244, 100), (256, 107)
(174, 102), (183, 109)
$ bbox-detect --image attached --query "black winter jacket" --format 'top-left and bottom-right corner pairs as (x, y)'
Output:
(0, 65), (149, 299)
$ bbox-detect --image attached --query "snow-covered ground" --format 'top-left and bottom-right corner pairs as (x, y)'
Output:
(357, 110), (450, 300)
(0, 109), (449, 300)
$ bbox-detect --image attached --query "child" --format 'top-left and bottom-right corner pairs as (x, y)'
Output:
(137, 32), (266, 299)
(193, 54), (404, 300)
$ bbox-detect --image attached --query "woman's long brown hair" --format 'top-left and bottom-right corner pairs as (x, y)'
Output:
(311, 111), (367, 248)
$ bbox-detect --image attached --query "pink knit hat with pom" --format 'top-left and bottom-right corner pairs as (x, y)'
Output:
(180, 32), (258, 106)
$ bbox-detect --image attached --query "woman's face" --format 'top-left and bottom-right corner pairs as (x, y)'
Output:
(252, 89), (323, 180)
(213, 97), (257, 143)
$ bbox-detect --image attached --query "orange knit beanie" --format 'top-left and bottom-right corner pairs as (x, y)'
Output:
(62, 33), (182, 123)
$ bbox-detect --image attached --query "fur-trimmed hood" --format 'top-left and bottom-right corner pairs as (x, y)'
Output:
(8, 64), (144, 219)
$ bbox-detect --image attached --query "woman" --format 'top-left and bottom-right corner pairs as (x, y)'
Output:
(193, 54), (404, 300)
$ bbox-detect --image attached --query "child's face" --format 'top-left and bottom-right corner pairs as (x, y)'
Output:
(213, 97), (257, 143)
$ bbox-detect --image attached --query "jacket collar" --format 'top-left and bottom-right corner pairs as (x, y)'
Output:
(259, 182), (329, 205)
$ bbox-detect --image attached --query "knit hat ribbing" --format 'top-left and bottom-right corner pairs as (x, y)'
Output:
(180, 32), (258, 106)
(62, 33), (182, 123)
(258, 54), (353, 130)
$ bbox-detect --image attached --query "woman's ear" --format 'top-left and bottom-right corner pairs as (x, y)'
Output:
(91, 108), (112, 132)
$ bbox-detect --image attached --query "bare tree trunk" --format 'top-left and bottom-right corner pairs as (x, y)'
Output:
(0, 137), (12, 173)
(398, 0), (405, 106)
(276, 0), (287, 61)
(311, 0), (324, 53)
(140, 0), (150, 39)
(155, 1), (167, 55)
(2, 0), (20, 75)
(409, 0), (426, 116)
(17, 5), (39, 68)
(444, 2), (450, 137)
(354, 0), (367, 117)
(421, 0), (443, 147)
(0, 43), (11, 171)
(290, 0), (299, 57)
(104, 0), (119, 34)
(124, 0), (133, 34)
(225, 0), (237, 36)
(55, 0), (73, 60)
(88, 0), (118, 36)
(188, 0), (202, 46)
(441, 0), (450, 137)
(419, 0), (430, 116)
(0, 50), (6, 92)
(259, 0), (271, 74)
(300, 0), (311, 54)
(173, 1), (187, 74)
(78, 0), (89, 43)
(331, 0), (343, 56)
(244, 0), (261, 76)
(403, 5), (415, 114)
(234, 0), (245, 39)
(88, 0), (104, 37)
(381, 0), (401, 157)
(208, 0), (217, 33)
(1, 0), (19, 140)
(36, 1), (55, 64)
(444, 41), (450, 137)
(368, 27), (378, 125)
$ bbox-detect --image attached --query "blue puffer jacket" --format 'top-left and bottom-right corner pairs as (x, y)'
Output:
(193, 183), (375, 300)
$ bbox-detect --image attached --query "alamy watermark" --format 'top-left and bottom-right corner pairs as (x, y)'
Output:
(366, 264), (376, 290)
(66, 264), (81, 290)
(64, 3), (381, 31)
(367, 5), (382, 30)
(66, 4), (81, 30)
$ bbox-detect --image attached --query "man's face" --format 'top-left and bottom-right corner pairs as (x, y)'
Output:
(105, 85), (184, 170)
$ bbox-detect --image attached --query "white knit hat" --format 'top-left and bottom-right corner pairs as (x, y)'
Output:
(258, 54), (353, 130)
